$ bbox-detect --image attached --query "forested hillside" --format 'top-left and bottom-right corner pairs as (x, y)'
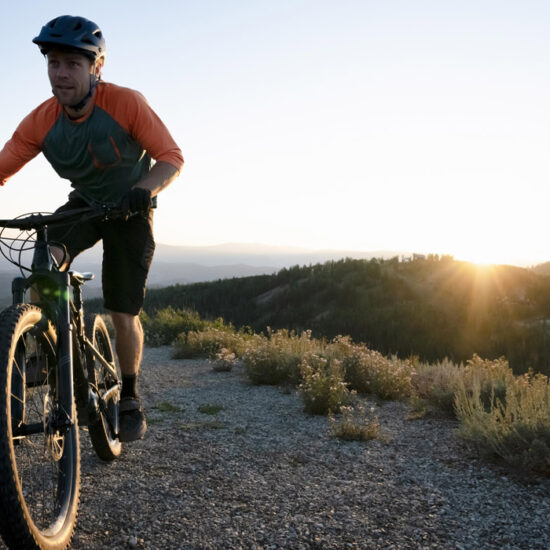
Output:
(90, 256), (550, 374)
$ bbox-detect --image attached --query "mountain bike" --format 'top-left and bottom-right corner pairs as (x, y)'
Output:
(0, 206), (123, 550)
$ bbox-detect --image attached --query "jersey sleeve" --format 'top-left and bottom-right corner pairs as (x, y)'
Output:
(99, 85), (184, 172)
(0, 99), (59, 186)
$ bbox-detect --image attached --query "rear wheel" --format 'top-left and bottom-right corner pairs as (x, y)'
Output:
(0, 304), (80, 550)
(85, 314), (121, 461)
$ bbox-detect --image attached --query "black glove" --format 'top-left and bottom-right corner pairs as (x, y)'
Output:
(122, 187), (152, 214)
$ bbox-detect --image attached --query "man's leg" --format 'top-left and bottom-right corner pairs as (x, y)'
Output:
(101, 212), (155, 442)
(110, 311), (147, 442)
(110, 311), (143, 377)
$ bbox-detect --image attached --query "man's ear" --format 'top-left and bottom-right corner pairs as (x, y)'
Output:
(94, 57), (105, 79)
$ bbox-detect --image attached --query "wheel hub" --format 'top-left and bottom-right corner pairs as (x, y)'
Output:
(43, 393), (64, 461)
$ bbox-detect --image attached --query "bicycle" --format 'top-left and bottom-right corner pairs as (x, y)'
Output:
(0, 206), (125, 550)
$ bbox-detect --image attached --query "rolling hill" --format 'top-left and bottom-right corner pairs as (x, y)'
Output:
(0, 242), (403, 307)
(118, 256), (550, 375)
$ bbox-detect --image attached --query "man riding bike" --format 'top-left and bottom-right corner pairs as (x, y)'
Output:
(0, 15), (184, 442)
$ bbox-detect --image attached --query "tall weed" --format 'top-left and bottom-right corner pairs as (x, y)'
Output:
(455, 369), (550, 474)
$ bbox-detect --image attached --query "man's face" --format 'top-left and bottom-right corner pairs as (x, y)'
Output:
(47, 50), (94, 107)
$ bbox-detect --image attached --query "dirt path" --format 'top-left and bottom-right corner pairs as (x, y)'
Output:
(1, 346), (549, 549)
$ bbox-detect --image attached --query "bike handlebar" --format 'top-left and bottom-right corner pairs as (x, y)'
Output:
(0, 205), (128, 231)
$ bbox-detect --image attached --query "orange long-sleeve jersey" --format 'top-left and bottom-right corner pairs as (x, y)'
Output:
(0, 82), (184, 205)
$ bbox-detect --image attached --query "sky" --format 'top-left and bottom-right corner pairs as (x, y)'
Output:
(0, 1), (549, 266)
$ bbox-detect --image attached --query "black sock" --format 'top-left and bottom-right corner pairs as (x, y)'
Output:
(121, 374), (138, 399)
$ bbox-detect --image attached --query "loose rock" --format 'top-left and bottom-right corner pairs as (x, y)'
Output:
(0, 346), (548, 549)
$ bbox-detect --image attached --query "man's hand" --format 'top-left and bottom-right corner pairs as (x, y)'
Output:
(122, 187), (152, 214)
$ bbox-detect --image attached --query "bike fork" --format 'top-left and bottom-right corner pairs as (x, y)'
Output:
(55, 271), (76, 430)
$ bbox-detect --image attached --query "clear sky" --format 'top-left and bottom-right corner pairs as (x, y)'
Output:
(0, 1), (549, 266)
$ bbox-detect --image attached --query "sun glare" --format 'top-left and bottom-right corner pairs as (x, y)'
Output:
(460, 253), (500, 267)
(454, 249), (519, 268)
(449, 237), (522, 267)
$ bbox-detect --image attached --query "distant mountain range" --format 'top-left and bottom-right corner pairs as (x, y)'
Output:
(0, 242), (405, 306)
(81, 241), (406, 268)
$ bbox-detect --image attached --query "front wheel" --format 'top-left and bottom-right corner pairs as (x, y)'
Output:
(85, 314), (122, 461)
(0, 304), (80, 550)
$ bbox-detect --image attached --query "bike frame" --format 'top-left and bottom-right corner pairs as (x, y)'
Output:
(3, 208), (120, 437)
(10, 226), (76, 434)
(0, 206), (126, 550)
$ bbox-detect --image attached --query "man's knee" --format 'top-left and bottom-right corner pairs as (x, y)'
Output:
(109, 311), (142, 336)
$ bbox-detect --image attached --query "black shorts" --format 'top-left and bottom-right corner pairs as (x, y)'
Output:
(48, 196), (155, 316)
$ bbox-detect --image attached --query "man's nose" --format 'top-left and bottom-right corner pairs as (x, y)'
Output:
(55, 63), (70, 78)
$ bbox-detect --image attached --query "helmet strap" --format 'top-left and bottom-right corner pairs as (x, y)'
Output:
(66, 60), (98, 112)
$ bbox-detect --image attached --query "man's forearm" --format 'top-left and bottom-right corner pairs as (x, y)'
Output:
(135, 161), (180, 197)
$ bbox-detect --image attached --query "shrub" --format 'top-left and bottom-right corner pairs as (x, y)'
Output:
(329, 403), (382, 441)
(211, 348), (238, 372)
(461, 354), (510, 409)
(342, 347), (414, 400)
(407, 394), (429, 419)
(242, 329), (322, 386)
(411, 358), (463, 414)
(299, 354), (354, 415)
(411, 355), (511, 416)
(141, 307), (205, 346)
(325, 335), (359, 360)
(172, 327), (247, 359)
(455, 369), (550, 474)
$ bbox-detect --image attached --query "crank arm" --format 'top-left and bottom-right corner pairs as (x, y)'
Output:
(88, 384), (120, 435)
(12, 422), (44, 438)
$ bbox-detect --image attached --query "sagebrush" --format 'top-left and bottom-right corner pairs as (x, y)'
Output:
(148, 310), (550, 475)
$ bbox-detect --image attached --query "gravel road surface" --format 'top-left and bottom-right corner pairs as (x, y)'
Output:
(1, 346), (549, 549)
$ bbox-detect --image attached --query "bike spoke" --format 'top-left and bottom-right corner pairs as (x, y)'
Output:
(11, 331), (66, 531)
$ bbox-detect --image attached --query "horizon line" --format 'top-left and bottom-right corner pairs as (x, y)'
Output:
(154, 241), (545, 268)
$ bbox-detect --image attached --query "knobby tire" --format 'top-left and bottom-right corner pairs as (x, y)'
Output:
(0, 304), (80, 550)
(85, 314), (121, 461)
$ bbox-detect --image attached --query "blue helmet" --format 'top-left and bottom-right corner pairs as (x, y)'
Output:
(33, 15), (106, 61)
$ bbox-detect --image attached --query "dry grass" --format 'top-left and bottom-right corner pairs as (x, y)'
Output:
(455, 368), (550, 474)
(329, 403), (382, 441)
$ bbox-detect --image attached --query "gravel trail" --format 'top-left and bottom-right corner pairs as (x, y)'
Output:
(2, 346), (549, 549)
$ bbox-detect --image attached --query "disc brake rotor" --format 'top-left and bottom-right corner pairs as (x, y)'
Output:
(43, 393), (64, 461)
